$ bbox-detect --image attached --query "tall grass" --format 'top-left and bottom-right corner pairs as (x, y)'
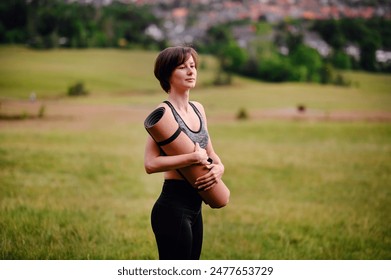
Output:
(203, 121), (391, 259)
(1, 120), (390, 259)
(0, 125), (155, 259)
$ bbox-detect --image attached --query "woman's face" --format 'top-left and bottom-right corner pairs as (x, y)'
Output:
(169, 55), (197, 92)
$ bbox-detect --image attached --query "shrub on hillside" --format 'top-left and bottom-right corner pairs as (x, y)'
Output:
(236, 108), (249, 120)
(68, 82), (88, 97)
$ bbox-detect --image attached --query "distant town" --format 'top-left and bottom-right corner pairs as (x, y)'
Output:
(77, 1), (390, 56)
(133, 0), (391, 21)
(123, 0), (390, 64)
(65, 1), (391, 42)
(73, 0), (391, 23)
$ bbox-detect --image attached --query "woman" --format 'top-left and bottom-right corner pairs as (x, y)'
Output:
(144, 46), (225, 260)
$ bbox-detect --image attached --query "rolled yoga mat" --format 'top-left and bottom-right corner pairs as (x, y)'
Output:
(144, 106), (230, 208)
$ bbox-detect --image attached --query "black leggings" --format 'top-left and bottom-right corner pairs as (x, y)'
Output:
(151, 179), (203, 260)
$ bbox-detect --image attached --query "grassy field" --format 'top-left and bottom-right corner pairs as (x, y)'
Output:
(0, 46), (390, 259)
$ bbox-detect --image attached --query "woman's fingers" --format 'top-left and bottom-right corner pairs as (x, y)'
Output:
(194, 142), (200, 151)
(195, 165), (218, 190)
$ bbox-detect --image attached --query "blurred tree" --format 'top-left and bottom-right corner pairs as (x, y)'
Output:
(331, 50), (352, 70)
(319, 63), (334, 84)
(340, 18), (366, 43)
(375, 18), (391, 49)
(286, 32), (303, 53)
(360, 39), (379, 71)
(0, 0), (27, 43)
(289, 44), (323, 82)
(314, 17), (383, 72)
(102, 2), (159, 48)
(204, 25), (233, 54)
(312, 19), (345, 50)
(240, 58), (259, 79)
(258, 55), (294, 82)
(221, 41), (247, 72)
(1, 0), (162, 49)
(203, 24), (247, 85)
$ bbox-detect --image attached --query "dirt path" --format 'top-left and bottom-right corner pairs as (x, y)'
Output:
(0, 100), (149, 131)
(251, 107), (391, 122)
(1, 100), (391, 131)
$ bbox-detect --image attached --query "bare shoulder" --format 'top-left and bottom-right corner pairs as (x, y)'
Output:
(190, 101), (205, 113)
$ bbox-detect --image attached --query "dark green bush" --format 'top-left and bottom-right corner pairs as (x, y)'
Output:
(68, 82), (88, 97)
(237, 108), (249, 120)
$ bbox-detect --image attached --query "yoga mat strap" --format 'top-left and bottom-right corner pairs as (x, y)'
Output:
(157, 127), (182, 146)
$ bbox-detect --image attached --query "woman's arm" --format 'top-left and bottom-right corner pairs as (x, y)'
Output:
(192, 102), (225, 191)
(144, 135), (210, 174)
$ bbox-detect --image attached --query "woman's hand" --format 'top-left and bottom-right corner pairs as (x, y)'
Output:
(194, 163), (224, 191)
(193, 142), (210, 165)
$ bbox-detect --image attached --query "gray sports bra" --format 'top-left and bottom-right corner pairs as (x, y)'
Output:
(164, 100), (209, 149)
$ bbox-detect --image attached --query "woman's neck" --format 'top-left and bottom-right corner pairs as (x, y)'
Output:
(167, 90), (190, 112)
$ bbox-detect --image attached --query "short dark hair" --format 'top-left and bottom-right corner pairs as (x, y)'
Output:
(154, 46), (198, 93)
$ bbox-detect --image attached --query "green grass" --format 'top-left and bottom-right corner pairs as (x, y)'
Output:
(0, 46), (153, 98)
(0, 46), (218, 99)
(204, 121), (391, 259)
(0, 46), (390, 259)
(1, 45), (390, 110)
(1, 121), (390, 259)
(0, 126), (155, 259)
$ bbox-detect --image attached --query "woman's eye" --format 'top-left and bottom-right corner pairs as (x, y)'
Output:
(177, 64), (195, 69)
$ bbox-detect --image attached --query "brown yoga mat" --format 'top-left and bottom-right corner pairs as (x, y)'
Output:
(144, 106), (230, 208)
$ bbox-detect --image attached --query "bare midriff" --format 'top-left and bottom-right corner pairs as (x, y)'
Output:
(164, 170), (185, 180)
